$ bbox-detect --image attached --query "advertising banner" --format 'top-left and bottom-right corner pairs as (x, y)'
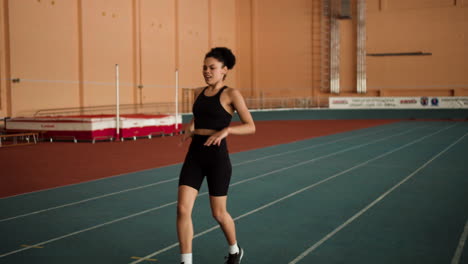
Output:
(329, 97), (468, 109)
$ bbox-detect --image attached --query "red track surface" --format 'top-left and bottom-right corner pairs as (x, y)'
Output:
(0, 120), (396, 198)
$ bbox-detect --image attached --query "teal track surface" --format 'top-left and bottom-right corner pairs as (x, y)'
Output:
(1, 121), (467, 264)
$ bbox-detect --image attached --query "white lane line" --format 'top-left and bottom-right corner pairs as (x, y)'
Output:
(2, 124), (395, 200)
(0, 125), (405, 222)
(0, 163), (181, 200)
(288, 131), (468, 264)
(231, 124), (397, 167)
(451, 219), (468, 264)
(0, 201), (178, 258)
(0, 123), (428, 258)
(0, 178), (179, 223)
(128, 124), (458, 264)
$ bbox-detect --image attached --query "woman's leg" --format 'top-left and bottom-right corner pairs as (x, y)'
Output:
(209, 195), (237, 245)
(177, 185), (199, 254)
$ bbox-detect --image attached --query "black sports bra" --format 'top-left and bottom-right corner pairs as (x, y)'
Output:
(192, 86), (233, 131)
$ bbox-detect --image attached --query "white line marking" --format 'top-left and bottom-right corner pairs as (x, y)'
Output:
(0, 201), (178, 258)
(451, 219), (468, 264)
(0, 178), (178, 222)
(0, 163), (181, 200)
(288, 131), (468, 264)
(231, 125), (393, 167)
(2, 123), (404, 200)
(0, 124), (430, 258)
(0, 125), (405, 222)
(128, 124), (458, 264)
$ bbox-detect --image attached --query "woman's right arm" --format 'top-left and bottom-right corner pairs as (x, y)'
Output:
(181, 118), (195, 142)
(180, 87), (202, 143)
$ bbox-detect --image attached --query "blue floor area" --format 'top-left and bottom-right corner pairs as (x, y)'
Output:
(1, 121), (467, 264)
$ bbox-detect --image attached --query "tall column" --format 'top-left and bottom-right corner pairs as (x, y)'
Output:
(356, 0), (367, 94)
(321, 0), (331, 93)
(330, 0), (340, 94)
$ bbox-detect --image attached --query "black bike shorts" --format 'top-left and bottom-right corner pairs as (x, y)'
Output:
(179, 135), (232, 196)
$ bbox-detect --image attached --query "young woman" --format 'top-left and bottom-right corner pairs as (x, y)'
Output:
(177, 47), (255, 264)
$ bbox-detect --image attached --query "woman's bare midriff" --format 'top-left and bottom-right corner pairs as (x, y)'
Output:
(194, 128), (219, 136)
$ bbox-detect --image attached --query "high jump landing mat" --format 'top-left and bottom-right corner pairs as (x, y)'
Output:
(5, 114), (182, 142)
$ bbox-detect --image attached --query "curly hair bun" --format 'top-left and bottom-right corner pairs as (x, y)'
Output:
(205, 47), (236, 70)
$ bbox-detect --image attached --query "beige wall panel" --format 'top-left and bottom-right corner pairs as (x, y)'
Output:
(367, 0), (381, 13)
(367, 6), (468, 90)
(81, 0), (134, 107)
(210, 0), (237, 89)
(386, 0), (455, 11)
(255, 0), (313, 98)
(236, 0), (253, 97)
(8, 0), (79, 116)
(178, 0), (209, 89)
(3, 0), (465, 116)
(139, 0), (176, 103)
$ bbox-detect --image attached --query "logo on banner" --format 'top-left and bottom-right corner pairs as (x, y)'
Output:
(332, 100), (348, 104)
(400, 99), (417, 104)
(420, 97), (429, 106)
(431, 98), (439, 106)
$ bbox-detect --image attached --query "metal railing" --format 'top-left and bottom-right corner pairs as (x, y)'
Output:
(245, 97), (317, 110)
(31, 97), (326, 117)
(33, 102), (177, 117)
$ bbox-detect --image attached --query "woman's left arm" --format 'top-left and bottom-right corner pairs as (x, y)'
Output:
(204, 89), (255, 146)
(226, 89), (256, 135)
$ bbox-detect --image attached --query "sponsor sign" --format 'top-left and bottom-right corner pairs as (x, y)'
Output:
(329, 97), (468, 109)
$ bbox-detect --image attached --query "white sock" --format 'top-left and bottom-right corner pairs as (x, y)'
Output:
(229, 242), (239, 254)
(181, 253), (192, 264)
